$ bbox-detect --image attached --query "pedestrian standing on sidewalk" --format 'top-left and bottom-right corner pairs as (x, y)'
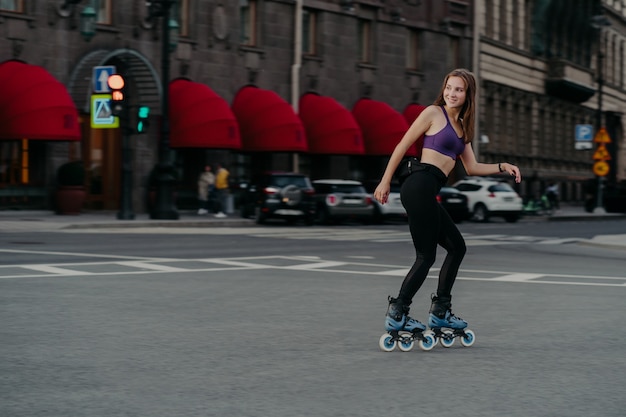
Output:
(373, 68), (522, 341)
(197, 165), (215, 215)
(214, 162), (230, 218)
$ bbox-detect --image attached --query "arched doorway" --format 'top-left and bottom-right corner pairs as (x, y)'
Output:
(67, 49), (161, 210)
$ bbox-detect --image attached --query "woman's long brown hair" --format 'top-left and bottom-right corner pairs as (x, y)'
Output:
(433, 68), (476, 144)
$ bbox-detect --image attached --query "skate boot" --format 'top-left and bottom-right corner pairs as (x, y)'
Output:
(428, 294), (476, 348)
(385, 296), (426, 333)
(379, 297), (436, 352)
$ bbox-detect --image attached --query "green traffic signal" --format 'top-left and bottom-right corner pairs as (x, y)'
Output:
(137, 106), (150, 133)
(138, 106), (150, 118)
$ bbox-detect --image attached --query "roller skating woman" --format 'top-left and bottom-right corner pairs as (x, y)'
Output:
(374, 69), (522, 352)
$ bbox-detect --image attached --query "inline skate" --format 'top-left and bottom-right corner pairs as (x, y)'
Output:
(379, 296), (436, 352)
(428, 294), (476, 348)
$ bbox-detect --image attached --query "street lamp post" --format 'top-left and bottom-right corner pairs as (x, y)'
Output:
(591, 14), (611, 214)
(149, 0), (179, 219)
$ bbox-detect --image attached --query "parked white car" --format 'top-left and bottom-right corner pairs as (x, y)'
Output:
(453, 177), (523, 222)
(364, 181), (407, 223)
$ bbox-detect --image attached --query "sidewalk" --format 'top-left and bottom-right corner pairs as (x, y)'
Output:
(0, 210), (255, 232)
(537, 204), (626, 222)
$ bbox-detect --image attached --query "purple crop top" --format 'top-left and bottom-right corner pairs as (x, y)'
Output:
(422, 106), (465, 160)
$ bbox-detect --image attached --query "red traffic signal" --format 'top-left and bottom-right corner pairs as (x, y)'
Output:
(107, 74), (124, 90)
(107, 74), (125, 115)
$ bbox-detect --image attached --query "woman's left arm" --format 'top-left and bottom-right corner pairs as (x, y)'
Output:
(459, 143), (522, 183)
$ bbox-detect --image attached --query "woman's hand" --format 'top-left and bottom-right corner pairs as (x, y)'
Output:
(374, 182), (390, 204)
(502, 163), (522, 183)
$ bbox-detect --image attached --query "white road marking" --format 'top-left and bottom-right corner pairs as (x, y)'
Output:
(492, 273), (544, 282)
(288, 261), (347, 270)
(116, 261), (190, 272)
(53, 227), (590, 248)
(0, 248), (170, 260)
(378, 268), (410, 276)
(22, 265), (85, 275)
(0, 252), (623, 287)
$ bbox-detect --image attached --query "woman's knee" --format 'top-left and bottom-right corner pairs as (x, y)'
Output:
(446, 240), (466, 261)
(417, 250), (437, 268)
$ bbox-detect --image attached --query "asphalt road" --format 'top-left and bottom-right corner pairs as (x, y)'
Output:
(1, 220), (625, 417)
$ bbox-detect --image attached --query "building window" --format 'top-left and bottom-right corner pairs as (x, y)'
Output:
(0, 140), (45, 189)
(524, 0), (532, 51)
(174, 0), (189, 37)
(406, 29), (421, 70)
(358, 19), (372, 63)
(617, 41), (624, 88)
(240, 0), (258, 46)
(485, 0), (494, 38)
(96, 0), (112, 25)
(499, 0), (508, 43)
(302, 9), (317, 55)
(0, 0), (23, 12)
(511, 0), (519, 48)
(448, 36), (460, 69)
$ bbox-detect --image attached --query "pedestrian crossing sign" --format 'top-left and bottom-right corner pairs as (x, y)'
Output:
(90, 94), (119, 128)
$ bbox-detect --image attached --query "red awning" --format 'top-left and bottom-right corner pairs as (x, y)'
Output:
(231, 86), (307, 152)
(402, 103), (428, 158)
(299, 93), (364, 155)
(0, 60), (80, 141)
(352, 98), (416, 156)
(169, 78), (241, 149)
(403, 103), (427, 125)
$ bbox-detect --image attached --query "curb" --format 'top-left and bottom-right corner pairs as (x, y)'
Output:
(547, 214), (626, 222)
(576, 240), (626, 251)
(61, 219), (256, 230)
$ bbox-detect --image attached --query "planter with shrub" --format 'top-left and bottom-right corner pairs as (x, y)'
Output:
(55, 161), (86, 215)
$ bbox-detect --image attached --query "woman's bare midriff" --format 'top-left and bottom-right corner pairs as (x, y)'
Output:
(420, 149), (457, 177)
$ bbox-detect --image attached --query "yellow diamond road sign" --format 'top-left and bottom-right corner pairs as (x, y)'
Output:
(90, 94), (119, 128)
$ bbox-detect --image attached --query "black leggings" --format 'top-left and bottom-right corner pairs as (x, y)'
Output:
(397, 163), (466, 305)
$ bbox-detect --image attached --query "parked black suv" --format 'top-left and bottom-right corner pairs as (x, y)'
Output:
(239, 172), (316, 224)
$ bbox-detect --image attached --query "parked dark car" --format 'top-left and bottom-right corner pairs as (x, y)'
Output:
(312, 179), (375, 224)
(437, 186), (470, 223)
(239, 172), (316, 225)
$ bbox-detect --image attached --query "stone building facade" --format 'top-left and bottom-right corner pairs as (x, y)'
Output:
(476, 0), (625, 207)
(0, 0), (622, 213)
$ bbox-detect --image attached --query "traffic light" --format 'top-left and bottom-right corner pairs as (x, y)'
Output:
(137, 106), (150, 133)
(107, 73), (125, 116)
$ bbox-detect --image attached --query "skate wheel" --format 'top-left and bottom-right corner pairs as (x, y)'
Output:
(379, 333), (397, 352)
(418, 332), (436, 351)
(440, 330), (455, 348)
(460, 329), (476, 347)
(397, 333), (414, 352)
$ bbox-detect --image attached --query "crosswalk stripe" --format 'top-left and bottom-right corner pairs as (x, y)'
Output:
(0, 254), (624, 287)
(493, 273), (544, 282)
(22, 265), (85, 275)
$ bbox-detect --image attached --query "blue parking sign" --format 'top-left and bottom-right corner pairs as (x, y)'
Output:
(92, 65), (116, 93)
(575, 124), (593, 141)
(575, 124), (593, 150)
